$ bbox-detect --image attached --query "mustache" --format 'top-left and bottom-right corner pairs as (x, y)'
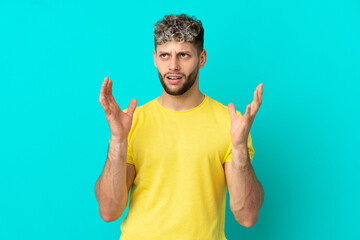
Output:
(164, 73), (185, 77)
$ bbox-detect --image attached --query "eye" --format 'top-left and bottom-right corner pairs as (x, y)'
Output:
(160, 53), (168, 58)
(181, 53), (189, 58)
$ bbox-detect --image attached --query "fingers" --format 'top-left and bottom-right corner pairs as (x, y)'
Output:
(127, 99), (138, 118)
(258, 83), (263, 104)
(100, 77), (108, 99)
(252, 84), (263, 108)
(107, 78), (112, 96)
(99, 77), (110, 114)
(256, 83), (263, 104)
(228, 103), (237, 121)
(99, 77), (118, 114)
(107, 78), (116, 106)
(253, 88), (259, 103)
(99, 77), (109, 104)
(99, 77), (115, 102)
(109, 79), (113, 97)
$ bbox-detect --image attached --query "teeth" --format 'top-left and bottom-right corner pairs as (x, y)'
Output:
(168, 77), (181, 79)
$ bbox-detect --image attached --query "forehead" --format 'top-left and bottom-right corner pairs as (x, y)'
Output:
(156, 41), (197, 53)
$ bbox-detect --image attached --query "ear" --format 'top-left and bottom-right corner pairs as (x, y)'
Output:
(153, 49), (157, 68)
(199, 49), (207, 69)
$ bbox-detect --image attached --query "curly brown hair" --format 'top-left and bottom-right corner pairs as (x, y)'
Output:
(154, 14), (204, 56)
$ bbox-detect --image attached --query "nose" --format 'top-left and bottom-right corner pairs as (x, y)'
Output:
(169, 56), (180, 71)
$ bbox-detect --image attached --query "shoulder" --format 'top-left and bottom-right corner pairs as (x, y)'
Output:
(206, 95), (242, 118)
(122, 98), (157, 116)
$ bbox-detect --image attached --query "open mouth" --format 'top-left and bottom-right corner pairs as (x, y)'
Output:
(166, 75), (183, 84)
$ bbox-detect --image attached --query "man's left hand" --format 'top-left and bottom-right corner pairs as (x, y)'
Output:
(228, 83), (263, 148)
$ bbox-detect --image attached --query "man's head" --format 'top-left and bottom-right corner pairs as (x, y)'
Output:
(154, 14), (204, 57)
(153, 14), (207, 96)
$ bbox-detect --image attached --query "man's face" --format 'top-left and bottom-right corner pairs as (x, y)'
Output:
(153, 41), (206, 96)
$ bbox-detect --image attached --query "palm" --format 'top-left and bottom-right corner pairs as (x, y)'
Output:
(99, 77), (137, 141)
(228, 83), (263, 147)
(105, 103), (133, 138)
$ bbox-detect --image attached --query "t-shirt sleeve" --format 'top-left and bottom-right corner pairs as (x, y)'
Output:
(107, 108), (135, 165)
(222, 110), (255, 164)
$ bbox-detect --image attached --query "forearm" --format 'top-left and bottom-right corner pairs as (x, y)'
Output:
(95, 137), (129, 222)
(229, 144), (264, 226)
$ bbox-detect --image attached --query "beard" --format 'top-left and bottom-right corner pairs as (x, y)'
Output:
(157, 63), (199, 96)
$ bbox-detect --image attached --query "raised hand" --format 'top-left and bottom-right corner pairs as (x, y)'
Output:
(99, 77), (137, 142)
(228, 83), (263, 148)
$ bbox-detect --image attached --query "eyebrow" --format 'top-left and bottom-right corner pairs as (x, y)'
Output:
(158, 51), (192, 54)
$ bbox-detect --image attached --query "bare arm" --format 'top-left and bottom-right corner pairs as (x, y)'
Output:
(224, 146), (264, 228)
(95, 76), (137, 222)
(226, 83), (264, 227)
(95, 139), (136, 222)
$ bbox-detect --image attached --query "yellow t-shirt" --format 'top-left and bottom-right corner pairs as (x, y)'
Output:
(118, 94), (254, 240)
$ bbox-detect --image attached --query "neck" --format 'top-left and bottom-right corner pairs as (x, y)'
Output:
(157, 87), (205, 112)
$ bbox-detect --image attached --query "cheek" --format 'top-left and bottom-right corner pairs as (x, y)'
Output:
(188, 62), (199, 73)
(156, 62), (166, 71)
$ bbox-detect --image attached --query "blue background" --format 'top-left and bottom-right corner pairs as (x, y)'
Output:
(1, 0), (359, 239)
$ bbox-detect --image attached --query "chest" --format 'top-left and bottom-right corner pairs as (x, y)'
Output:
(130, 116), (231, 169)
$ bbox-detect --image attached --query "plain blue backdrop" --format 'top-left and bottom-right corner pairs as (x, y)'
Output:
(1, 0), (359, 239)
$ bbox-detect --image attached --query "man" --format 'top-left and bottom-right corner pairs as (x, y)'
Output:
(95, 14), (264, 240)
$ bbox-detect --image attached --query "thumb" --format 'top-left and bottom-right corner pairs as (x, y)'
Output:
(228, 103), (237, 121)
(245, 104), (251, 118)
(127, 99), (137, 118)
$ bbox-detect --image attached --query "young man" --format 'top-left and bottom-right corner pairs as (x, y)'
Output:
(95, 14), (264, 240)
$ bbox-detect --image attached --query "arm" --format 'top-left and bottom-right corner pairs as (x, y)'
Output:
(226, 83), (264, 227)
(95, 76), (137, 222)
(95, 138), (136, 222)
(224, 145), (264, 228)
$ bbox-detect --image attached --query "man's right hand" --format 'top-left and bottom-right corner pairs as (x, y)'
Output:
(99, 76), (137, 142)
